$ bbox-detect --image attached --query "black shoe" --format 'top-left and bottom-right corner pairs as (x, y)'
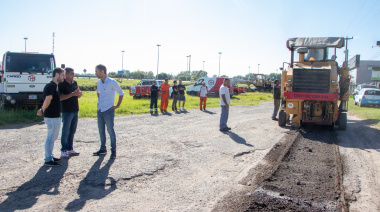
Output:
(227, 127), (231, 130)
(110, 152), (116, 159)
(93, 150), (107, 156)
(53, 157), (61, 162)
(220, 128), (229, 132)
(44, 161), (61, 167)
(272, 118), (278, 121)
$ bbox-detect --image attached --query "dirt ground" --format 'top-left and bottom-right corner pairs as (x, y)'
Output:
(0, 102), (379, 211)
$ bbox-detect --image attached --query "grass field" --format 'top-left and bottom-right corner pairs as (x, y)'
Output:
(348, 97), (380, 128)
(78, 91), (273, 118)
(1, 88), (379, 127)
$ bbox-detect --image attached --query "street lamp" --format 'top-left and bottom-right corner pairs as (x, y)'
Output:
(24, 37), (28, 52)
(218, 52), (222, 77)
(121, 50), (125, 71)
(188, 55), (191, 80)
(258, 64), (260, 74)
(156, 44), (161, 79)
(203, 61), (205, 72)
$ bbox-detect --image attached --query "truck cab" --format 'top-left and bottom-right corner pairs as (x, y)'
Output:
(1, 52), (56, 108)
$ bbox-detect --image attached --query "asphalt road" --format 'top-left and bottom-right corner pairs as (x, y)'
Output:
(0, 102), (289, 211)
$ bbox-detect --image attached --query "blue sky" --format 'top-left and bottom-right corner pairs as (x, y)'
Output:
(1, 0), (380, 77)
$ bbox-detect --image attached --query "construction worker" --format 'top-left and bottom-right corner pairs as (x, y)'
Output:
(160, 78), (171, 112)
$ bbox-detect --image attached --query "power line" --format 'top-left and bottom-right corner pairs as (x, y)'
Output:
(343, 0), (368, 35)
(350, 0), (380, 36)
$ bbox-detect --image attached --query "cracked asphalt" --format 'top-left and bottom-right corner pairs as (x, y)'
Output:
(0, 102), (289, 211)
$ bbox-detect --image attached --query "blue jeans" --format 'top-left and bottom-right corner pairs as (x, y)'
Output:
(44, 117), (61, 162)
(61, 112), (78, 152)
(220, 105), (229, 130)
(97, 109), (116, 152)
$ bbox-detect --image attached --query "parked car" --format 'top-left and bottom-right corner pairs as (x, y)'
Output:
(186, 77), (234, 96)
(354, 88), (380, 107)
(129, 79), (164, 99)
(353, 84), (378, 98)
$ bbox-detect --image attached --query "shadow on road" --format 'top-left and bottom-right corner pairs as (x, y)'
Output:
(0, 122), (44, 130)
(202, 110), (216, 115)
(228, 131), (254, 147)
(0, 159), (68, 212)
(65, 155), (115, 212)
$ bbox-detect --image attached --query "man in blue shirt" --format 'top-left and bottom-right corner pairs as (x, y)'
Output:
(93, 64), (124, 159)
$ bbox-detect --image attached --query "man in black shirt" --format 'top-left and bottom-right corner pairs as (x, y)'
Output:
(171, 80), (179, 111)
(150, 80), (159, 112)
(58, 67), (82, 158)
(272, 80), (281, 120)
(37, 68), (65, 167)
(178, 80), (186, 110)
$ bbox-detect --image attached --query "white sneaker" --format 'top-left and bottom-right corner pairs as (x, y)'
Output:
(67, 149), (80, 156)
(61, 151), (70, 158)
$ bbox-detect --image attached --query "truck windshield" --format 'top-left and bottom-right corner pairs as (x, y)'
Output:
(6, 53), (55, 73)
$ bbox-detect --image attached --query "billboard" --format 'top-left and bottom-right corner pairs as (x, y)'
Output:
(372, 67), (380, 81)
(348, 55), (360, 70)
(117, 71), (123, 76)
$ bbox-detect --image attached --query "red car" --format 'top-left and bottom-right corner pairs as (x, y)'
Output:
(129, 79), (164, 99)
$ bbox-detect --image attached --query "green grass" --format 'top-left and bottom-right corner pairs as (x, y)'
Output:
(348, 98), (380, 128)
(0, 91), (272, 125)
(78, 91), (273, 118)
(0, 108), (43, 125)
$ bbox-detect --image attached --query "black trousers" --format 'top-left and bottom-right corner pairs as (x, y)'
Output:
(150, 97), (158, 109)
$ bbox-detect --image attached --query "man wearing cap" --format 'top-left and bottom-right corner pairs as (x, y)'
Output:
(160, 78), (170, 112)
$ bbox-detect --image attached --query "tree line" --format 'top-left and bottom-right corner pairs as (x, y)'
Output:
(75, 69), (281, 81)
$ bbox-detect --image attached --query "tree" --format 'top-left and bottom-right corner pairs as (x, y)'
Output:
(220, 75), (229, 78)
(130, 70), (146, 79)
(176, 71), (191, 81)
(268, 73), (282, 80)
(157, 72), (169, 80)
(233, 75), (245, 79)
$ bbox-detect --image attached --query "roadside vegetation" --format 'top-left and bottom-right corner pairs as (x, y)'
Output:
(0, 91), (272, 125)
(348, 98), (380, 128)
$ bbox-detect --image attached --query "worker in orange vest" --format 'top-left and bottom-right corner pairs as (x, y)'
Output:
(160, 78), (171, 112)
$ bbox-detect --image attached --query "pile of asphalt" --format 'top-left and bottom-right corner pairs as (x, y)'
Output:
(214, 126), (345, 212)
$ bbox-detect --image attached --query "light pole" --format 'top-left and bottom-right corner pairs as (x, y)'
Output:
(186, 55), (189, 81)
(121, 50), (125, 71)
(24, 37), (28, 52)
(258, 64), (260, 74)
(156, 44), (161, 79)
(188, 55), (191, 81)
(203, 61), (205, 72)
(218, 52), (222, 77)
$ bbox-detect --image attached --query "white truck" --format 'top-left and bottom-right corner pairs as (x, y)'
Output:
(0, 52), (57, 108)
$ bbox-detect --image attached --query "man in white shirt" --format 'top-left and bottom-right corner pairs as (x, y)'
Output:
(199, 82), (209, 110)
(93, 64), (124, 159)
(219, 78), (231, 132)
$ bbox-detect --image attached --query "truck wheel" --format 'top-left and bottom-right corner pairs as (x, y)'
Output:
(278, 110), (286, 126)
(338, 113), (347, 130)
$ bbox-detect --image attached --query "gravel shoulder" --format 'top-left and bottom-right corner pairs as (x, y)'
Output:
(337, 114), (380, 212)
(0, 102), (289, 211)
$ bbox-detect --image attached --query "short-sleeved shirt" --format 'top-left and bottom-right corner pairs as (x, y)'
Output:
(273, 84), (281, 99)
(43, 81), (61, 118)
(150, 84), (159, 99)
(219, 85), (230, 106)
(200, 86), (208, 97)
(97, 77), (124, 112)
(172, 85), (179, 95)
(58, 80), (79, 112)
(178, 84), (186, 94)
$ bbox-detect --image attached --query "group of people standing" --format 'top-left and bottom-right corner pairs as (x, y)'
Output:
(37, 64), (124, 167)
(150, 79), (187, 112)
(37, 67), (236, 166)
